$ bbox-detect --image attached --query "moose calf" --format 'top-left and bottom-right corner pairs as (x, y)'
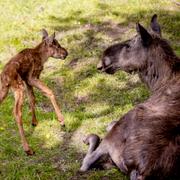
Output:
(0, 29), (68, 155)
(81, 15), (180, 180)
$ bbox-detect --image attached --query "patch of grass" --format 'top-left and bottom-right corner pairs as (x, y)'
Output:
(0, 0), (179, 179)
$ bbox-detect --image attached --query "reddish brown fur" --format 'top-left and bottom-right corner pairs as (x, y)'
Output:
(0, 29), (68, 155)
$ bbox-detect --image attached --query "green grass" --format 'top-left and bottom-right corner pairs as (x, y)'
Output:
(0, 0), (179, 179)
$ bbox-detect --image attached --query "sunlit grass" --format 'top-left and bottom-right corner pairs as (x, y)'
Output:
(0, 0), (179, 179)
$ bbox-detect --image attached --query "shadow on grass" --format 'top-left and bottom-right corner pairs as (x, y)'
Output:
(1, 2), (179, 180)
(49, 7), (180, 43)
(0, 123), (125, 179)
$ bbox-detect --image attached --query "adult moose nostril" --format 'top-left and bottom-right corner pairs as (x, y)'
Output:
(61, 51), (68, 59)
(65, 51), (68, 57)
(97, 61), (103, 70)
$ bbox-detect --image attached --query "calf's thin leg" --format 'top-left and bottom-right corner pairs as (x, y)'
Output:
(0, 85), (9, 103)
(13, 85), (34, 155)
(26, 84), (38, 126)
(28, 79), (64, 125)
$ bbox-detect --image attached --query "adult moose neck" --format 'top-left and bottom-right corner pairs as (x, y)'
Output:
(139, 39), (180, 93)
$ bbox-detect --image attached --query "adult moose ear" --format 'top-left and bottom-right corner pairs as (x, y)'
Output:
(136, 23), (152, 47)
(150, 14), (161, 36)
(42, 29), (48, 40)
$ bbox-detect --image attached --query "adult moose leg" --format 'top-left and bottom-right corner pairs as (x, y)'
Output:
(83, 134), (101, 154)
(28, 79), (64, 125)
(12, 83), (34, 155)
(80, 142), (107, 172)
(130, 170), (144, 180)
(26, 84), (38, 126)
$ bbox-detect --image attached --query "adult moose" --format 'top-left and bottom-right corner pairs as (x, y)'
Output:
(0, 29), (68, 155)
(80, 15), (180, 180)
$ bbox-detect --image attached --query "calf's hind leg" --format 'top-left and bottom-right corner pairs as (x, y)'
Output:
(26, 84), (38, 126)
(12, 83), (34, 155)
(0, 85), (9, 103)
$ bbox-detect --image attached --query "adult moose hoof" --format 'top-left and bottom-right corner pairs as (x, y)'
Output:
(79, 164), (89, 172)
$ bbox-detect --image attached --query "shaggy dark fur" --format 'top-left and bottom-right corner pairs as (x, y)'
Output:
(81, 15), (180, 180)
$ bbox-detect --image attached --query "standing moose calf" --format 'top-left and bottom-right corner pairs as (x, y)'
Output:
(81, 15), (180, 180)
(0, 29), (68, 155)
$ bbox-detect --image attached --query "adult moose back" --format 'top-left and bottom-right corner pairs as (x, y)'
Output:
(80, 15), (180, 180)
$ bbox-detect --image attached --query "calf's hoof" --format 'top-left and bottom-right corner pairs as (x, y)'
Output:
(61, 124), (66, 131)
(32, 119), (38, 127)
(32, 122), (38, 127)
(25, 149), (35, 156)
(61, 122), (65, 127)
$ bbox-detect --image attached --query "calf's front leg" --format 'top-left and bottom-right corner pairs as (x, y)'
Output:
(28, 79), (64, 125)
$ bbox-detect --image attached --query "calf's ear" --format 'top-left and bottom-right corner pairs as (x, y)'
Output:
(47, 32), (55, 44)
(150, 14), (161, 36)
(136, 23), (152, 47)
(42, 29), (48, 40)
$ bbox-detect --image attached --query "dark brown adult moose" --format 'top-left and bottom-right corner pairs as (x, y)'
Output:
(0, 29), (68, 155)
(80, 15), (180, 180)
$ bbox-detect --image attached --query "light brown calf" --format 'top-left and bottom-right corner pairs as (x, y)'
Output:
(0, 29), (68, 155)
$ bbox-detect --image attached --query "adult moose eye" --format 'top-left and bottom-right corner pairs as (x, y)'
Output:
(126, 44), (130, 49)
(125, 44), (131, 52)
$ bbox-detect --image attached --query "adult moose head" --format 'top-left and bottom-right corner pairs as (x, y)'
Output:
(81, 15), (180, 180)
(98, 14), (180, 92)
